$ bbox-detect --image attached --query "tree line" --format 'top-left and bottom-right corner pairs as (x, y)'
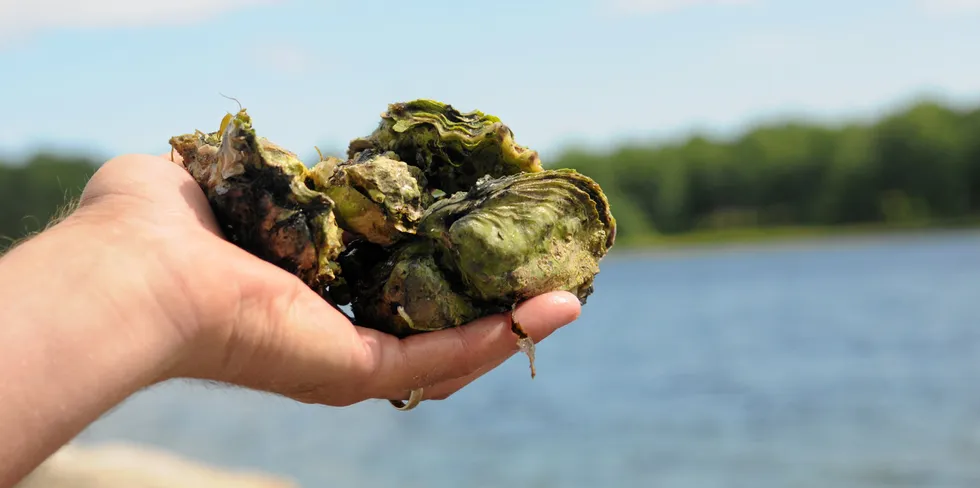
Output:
(0, 153), (96, 250)
(555, 99), (980, 242)
(2, 98), (979, 250)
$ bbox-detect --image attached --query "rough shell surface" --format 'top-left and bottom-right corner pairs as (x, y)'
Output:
(168, 110), (344, 289)
(312, 151), (431, 246)
(347, 99), (544, 194)
(418, 169), (616, 305)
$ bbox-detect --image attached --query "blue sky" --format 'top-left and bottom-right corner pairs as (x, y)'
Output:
(1, 0), (979, 164)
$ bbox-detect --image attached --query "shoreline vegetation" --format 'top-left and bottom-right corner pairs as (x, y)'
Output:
(605, 219), (980, 261)
(2, 97), (979, 254)
(613, 216), (980, 249)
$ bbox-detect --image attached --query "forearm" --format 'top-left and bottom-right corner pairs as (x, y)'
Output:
(0, 219), (183, 487)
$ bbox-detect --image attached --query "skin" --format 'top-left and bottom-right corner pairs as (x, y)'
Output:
(0, 153), (581, 487)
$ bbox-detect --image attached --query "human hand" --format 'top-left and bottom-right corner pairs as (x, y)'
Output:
(68, 153), (581, 407)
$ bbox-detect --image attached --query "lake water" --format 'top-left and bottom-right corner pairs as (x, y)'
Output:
(76, 231), (980, 487)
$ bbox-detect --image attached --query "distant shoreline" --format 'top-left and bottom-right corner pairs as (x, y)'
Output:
(605, 220), (980, 259)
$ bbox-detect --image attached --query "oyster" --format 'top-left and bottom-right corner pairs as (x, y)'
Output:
(348, 99), (545, 194)
(341, 240), (489, 338)
(311, 151), (431, 246)
(169, 109), (344, 290)
(169, 99), (616, 382)
(417, 169), (616, 305)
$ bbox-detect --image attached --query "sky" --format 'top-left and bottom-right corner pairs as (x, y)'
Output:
(0, 0), (979, 164)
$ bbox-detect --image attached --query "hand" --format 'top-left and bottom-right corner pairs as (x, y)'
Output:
(71, 153), (581, 406)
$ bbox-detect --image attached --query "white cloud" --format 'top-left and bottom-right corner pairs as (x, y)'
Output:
(915, 0), (980, 14)
(0, 0), (283, 46)
(609, 0), (759, 14)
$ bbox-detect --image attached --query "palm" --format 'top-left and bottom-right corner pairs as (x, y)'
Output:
(86, 152), (346, 314)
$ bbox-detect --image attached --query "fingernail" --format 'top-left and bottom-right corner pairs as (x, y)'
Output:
(551, 291), (576, 305)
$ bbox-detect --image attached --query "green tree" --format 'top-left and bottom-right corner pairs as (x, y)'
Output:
(0, 153), (96, 250)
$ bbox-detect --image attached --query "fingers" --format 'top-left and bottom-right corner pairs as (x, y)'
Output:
(205, 263), (580, 407)
(357, 291), (581, 401)
(418, 354), (511, 401)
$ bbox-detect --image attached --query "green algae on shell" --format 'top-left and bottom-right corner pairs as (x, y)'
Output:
(339, 240), (492, 338)
(416, 169), (616, 306)
(342, 169), (616, 329)
(339, 168), (616, 379)
(347, 99), (544, 194)
(169, 109), (345, 289)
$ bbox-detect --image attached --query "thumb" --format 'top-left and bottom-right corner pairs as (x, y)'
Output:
(353, 290), (582, 402)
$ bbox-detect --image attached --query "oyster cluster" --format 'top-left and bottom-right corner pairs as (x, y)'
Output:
(169, 99), (616, 378)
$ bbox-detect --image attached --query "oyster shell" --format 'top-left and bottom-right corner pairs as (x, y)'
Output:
(311, 151), (431, 246)
(340, 240), (491, 338)
(169, 110), (345, 289)
(417, 169), (616, 305)
(347, 99), (544, 194)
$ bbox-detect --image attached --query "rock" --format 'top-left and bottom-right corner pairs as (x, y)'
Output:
(16, 442), (298, 488)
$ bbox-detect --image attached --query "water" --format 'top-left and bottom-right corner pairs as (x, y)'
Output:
(76, 231), (980, 487)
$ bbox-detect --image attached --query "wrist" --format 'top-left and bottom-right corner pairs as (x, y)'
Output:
(0, 212), (189, 386)
(0, 212), (195, 485)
